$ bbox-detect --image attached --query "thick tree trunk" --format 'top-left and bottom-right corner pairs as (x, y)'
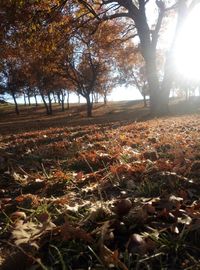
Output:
(134, 9), (170, 115)
(86, 95), (93, 117)
(12, 92), (19, 115)
(159, 51), (175, 114)
(135, 18), (162, 115)
(143, 95), (147, 107)
(158, 0), (190, 114)
(145, 59), (161, 114)
(141, 86), (147, 107)
(40, 92), (50, 115)
(141, 49), (170, 115)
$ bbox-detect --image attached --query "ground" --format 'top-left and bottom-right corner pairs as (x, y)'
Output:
(1, 100), (200, 269)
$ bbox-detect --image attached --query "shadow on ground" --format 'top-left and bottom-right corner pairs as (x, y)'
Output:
(0, 99), (200, 135)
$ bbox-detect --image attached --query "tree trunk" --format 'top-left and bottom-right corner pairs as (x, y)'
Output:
(143, 95), (147, 107)
(57, 92), (61, 104)
(136, 30), (161, 114)
(133, 13), (161, 115)
(185, 87), (189, 101)
(158, 0), (191, 114)
(96, 93), (99, 103)
(104, 93), (107, 105)
(145, 60), (161, 114)
(53, 93), (57, 103)
(86, 95), (93, 117)
(159, 52), (175, 114)
(94, 92), (99, 103)
(12, 92), (19, 115)
(47, 93), (52, 115)
(143, 51), (169, 115)
(67, 91), (70, 110)
(34, 94), (38, 106)
(61, 99), (65, 111)
(23, 92), (27, 106)
(78, 94), (80, 104)
(60, 91), (66, 112)
(40, 92), (50, 115)
(141, 86), (147, 107)
(91, 91), (94, 104)
(27, 93), (31, 106)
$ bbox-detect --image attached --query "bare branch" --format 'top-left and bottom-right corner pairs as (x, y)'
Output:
(151, 0), (165, 50)
(121, 24), (136, 38)
(144, 0), (151, 5)
(78, 0), (101, 20)
(121, 33), (138, 41)
(117, 0), (139, 17)
(102, 0), (118, 4)
(165, 3), (177, 12)
(103, 12), (130, 20)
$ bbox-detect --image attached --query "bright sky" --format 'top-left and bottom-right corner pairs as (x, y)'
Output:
(68, 86), (143, 103)
(174, 4), (200, 81)
(11, 86), (142, 104)
(109, 86), (143, 101)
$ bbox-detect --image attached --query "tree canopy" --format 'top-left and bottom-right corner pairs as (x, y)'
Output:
(0, 0), (200, 115)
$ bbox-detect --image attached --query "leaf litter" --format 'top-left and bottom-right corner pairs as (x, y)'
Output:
(1, 115), (200, 269)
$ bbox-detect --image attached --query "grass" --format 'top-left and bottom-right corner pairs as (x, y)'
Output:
(1, 101), (200, 269)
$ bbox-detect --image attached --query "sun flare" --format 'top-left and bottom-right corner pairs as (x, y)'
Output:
(174, 5), (200, 81)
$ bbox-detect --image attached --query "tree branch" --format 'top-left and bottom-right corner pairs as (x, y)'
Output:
(102, 0), (118, 4)
(151, 0), (165, 50)
(78, 0), (101, 20)
(103, 12), (130, 20)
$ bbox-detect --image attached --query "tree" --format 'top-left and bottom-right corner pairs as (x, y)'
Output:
(74, 0), (199, 115)
(63, 46), (100, 117)
(0, 0), (154, 117)
(132, 67), (149, 107)
(0, 60), (25, 114)
(59, 19), (129, 117)
(0, 0), (76, 115)
(116, 43), (149, 107)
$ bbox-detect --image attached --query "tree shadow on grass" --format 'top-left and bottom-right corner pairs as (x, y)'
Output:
(0, 99), (200, 136)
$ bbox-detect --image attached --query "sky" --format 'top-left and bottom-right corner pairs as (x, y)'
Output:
(174, 4), (200, 81)
(109, 86), (143, 101)
(6, 86), (143, 104)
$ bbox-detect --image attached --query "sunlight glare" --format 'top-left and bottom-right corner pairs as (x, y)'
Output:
(174, 5), (200, 81)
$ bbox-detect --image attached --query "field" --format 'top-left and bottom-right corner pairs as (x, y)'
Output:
(1, 100), (200, 269)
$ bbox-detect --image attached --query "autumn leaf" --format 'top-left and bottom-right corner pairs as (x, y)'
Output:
(60, 221), (93, 243)
(12, 220), (56, 248)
